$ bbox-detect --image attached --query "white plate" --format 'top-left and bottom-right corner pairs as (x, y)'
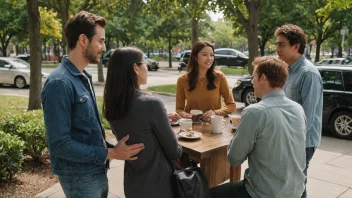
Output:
(178, 131), (202, 139)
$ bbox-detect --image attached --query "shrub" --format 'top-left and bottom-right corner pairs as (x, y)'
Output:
(0, 131), (25, 182)
(17, 118), (47, 163)
(2, 110), (47, 164)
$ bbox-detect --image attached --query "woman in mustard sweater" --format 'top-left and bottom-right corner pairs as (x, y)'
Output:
(176, 41), (236, 122)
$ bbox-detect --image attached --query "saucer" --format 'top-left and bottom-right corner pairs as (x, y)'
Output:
(170, 120), (179, 126)
(178, 131), (202, 140)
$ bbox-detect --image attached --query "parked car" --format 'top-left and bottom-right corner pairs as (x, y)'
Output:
(315, 58), (350, 66)
(214, 48), (248, 68)
(16, 54), (30, 62)
(232, 66), (352, 140)
(102, 49), (159, 71)
(0, 57), (49, 88)
(178, 50), (191, 72)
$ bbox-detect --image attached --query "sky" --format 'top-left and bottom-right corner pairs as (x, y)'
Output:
(207, 11), (224, 21)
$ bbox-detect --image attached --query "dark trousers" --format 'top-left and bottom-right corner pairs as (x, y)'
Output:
(210, 180), (252, 198)
(301, 147), (316, 198)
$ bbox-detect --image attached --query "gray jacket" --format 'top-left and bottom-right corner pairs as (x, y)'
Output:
(109, 90), (182, 198)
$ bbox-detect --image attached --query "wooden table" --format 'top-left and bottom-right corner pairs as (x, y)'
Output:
(172, 118), (241, 187)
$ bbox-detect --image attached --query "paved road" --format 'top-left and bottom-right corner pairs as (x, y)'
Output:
(0, 64), (242, 97)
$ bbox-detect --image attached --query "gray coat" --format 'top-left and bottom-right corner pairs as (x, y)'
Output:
(109, 90), (183, 198)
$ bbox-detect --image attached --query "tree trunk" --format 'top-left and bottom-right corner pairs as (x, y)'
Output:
(337, 45), (342, 57)
(97, 62), (105, 82)
(191, 17), (198, 46)
(15, 45), (19, 56)
(168, 35), (172, 68)
(43, 38), (47, 61)
(330, 47), (334, 58)
(244, 7), (260, 75)
(27, 0), (42, 110)
(314, 34), (322, 63)
(259, 39), (266, 56)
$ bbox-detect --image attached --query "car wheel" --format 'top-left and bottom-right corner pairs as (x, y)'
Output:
(14, 76), (27, 89)
(154, 67), (159, 71)
(330, 111), (352, 140)
(147, 66), (151, 71)
(243, 88), (258, 106)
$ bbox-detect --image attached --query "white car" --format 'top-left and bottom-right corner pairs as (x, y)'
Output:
(315, 58), (350, 66)
(0, 57), (48, 88)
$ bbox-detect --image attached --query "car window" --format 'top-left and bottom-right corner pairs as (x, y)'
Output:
(183, 52), (191, 59)
(331, 60), (341, 64)
(320, 60), (328, 64)
(229, 51), (237, 56)
(320, 70), (343, 91)
(0, 60), (7, 67)
(215, 50), (229, 55)
(343, 71), (352, 92)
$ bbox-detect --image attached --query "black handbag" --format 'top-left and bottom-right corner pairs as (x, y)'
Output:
(170, 160), (211, 198)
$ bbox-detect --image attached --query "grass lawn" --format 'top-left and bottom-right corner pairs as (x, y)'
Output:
(147, 84), (176, 94)
(0, 95), (110, 129)
(219, 66), (249, 75)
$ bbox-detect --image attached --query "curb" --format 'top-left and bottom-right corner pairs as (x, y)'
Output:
(35, 183), (62, 198)
(142, 90), (176, 97)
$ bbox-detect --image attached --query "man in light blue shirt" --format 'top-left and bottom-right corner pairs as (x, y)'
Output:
(275, 24), (323, 198)
(210, 56), (307, 198)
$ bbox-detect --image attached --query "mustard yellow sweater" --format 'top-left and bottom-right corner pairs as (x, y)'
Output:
(176, 70), (236, 117)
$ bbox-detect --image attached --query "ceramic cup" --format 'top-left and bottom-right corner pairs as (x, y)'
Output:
(211, 115), (227, 133)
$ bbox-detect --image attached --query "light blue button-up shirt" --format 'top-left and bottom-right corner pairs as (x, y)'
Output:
(228, 91), (306, 198)
(283, 55), (323, 148)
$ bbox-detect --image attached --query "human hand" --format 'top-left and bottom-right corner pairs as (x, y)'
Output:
(202, 110), (216, 122)
(168, 112), (181, 122)
(107, 135), (145, 160)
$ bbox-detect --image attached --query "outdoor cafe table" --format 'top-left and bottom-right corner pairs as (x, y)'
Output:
(172, 118), (241, 187)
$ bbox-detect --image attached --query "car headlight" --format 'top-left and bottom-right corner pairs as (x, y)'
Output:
(234, 81), (241, 88)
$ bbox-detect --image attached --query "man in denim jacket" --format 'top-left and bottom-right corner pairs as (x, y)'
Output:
(41, 11), (145, 198)
(275, 24), (323, 198)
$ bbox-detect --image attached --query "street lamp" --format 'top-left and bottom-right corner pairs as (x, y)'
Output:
(341, 27), (349, 55)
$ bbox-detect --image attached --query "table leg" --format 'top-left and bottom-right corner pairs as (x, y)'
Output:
(230, 165), (241, 182)
(200, 149), (231, 187)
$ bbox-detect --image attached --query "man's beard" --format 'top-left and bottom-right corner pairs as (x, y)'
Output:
(84, 46), (100, 64)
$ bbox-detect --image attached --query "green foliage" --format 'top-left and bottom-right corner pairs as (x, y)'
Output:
(2, 110), (47, 163)
(0, 131), (25, 182)
(147, 84), (177, 94)
(0, 0), (28, 56)
(219, 67), (249, 75)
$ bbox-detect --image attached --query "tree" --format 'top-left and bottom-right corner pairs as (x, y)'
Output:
(39, 7), (62, 60)
(152, 10), (191, 67)
(27, 0), (42, 110)
(303, 0), (351, 62)
(0, 0), (27, 56)
(146, 0), (211, 46)
(214, 0), (263, 74)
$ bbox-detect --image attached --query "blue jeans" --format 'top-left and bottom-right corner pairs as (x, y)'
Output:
(210, 180), (251, 198)
(59, 172), (108, 198)
(301, 147), (316, 198)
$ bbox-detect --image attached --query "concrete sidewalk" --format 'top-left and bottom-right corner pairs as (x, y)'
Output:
(35, 136), (352, 198)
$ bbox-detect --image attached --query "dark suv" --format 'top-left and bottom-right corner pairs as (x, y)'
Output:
(102, 49), (159, 71)
(214, 48), (248, 68)
(232, 66), (352, 140)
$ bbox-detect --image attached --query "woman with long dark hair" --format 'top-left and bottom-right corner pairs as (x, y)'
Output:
(103, 47), (182, 198)
(176, 41), (236, 122)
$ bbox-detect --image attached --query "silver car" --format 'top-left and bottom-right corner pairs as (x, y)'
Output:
(0, 57), (48, 88)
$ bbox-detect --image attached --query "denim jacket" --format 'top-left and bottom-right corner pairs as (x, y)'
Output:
(41, 57), (109, 177)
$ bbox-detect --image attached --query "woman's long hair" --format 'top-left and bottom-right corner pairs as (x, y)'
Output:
(103, 47), (144, 120)
(187, 41), (216, 91)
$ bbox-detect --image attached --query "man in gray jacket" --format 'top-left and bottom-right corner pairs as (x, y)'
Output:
(210, 56), (306, 198)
